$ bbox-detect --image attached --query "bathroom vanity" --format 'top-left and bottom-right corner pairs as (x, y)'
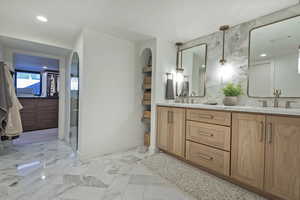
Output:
(156, 103), (300, 200)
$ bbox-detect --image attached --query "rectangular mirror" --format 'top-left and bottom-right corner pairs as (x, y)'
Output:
(178, 44), (207, 97)
(248, 16), (300, 98)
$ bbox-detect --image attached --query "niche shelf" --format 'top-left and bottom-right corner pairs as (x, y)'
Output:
(143, 110), (151, 120)
(144, 132), (150, 147)
(141, 48), (152, 148)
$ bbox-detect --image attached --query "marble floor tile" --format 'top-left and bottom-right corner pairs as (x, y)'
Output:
(58, 186), (106, 200)
(0, 139), (266, 200)
(122, 185), (144, 200)
(0, 140), (195, 200)
(129, 174), (166, 185)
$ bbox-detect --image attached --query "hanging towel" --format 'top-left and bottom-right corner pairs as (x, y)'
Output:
(0, 62), (13, 136)
(3, 64), (23, 137)
(165, 79), (175, 100)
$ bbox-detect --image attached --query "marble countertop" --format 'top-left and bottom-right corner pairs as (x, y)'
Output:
(156, 102), (300, 116)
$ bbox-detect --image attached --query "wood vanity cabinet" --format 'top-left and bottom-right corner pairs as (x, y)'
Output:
(231, 113), (266, 189)
(232, 113), (300, 200)
(157, 106), (300, 200)
(156, 106), (185, 158)
(264, 116), (300, 200)
(157, 106), (169, 151)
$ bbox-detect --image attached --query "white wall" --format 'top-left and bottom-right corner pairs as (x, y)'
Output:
(72, 34), (176, 157)
(76, 29), (144, 159)
(155, 39), (177, 103)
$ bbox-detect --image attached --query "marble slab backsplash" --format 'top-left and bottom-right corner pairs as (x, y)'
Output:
(179, 4), (300, 109)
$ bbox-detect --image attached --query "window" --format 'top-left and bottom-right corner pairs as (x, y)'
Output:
(15, 71), (42, 96)
(70, 77), (79, 91)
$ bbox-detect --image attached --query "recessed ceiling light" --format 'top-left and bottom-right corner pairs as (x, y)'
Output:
(260, 53), (267, 57)
(36, 15), (48, 22)
(43, 66), (48, 69)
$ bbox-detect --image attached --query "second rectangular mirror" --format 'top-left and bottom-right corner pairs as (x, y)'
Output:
(178, 44), (207, 97)
(248, 15), (300, 98)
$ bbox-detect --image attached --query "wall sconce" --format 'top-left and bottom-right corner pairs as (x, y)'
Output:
(176, 42), (184, 73)
(219, 25), (230, 66)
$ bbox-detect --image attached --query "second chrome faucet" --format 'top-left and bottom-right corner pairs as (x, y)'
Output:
(273, 89), (282, 108)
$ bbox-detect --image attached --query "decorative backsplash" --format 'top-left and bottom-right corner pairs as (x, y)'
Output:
(179, 4), (300, 108)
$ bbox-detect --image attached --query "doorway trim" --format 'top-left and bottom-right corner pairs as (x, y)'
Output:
(7, 48), (68, 140)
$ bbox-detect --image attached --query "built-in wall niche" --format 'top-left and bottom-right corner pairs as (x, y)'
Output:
(248, 15), (300, 98)
(141, 48), (152, 147)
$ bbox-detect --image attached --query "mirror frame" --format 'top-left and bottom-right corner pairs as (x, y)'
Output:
(247, 15), (300, 98)
(179, 43), (208, 97)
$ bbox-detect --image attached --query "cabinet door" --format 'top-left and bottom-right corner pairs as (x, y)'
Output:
(169, 108), (186, 158)
(231, 113), (265, 189)
(156, 107), (170, 151)
(265, 116), (300, 200)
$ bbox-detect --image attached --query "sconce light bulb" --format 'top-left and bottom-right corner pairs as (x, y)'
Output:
(175, 72), (184, 84)
(218, 63), (234, 82)
(260, 53), (267, 57)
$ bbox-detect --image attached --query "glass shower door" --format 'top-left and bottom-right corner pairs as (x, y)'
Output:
(69, 53), (79, 151)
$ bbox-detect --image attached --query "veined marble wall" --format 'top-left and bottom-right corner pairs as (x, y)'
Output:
(180, 4), (300, 108)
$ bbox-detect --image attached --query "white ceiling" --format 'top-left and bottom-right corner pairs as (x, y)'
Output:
(0, 0), (298, 49)
(14, 53), (60, 72)
(0, 36), (71, 56)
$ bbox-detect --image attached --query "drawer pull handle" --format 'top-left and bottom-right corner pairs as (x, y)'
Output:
(197, 153), (213, 161)
(167, 111), (173, 124)
(260, 121), (264, 142)
(196, 114), (214, 119)
(268, 123), (273, 144)
(198, 131), (214, 137)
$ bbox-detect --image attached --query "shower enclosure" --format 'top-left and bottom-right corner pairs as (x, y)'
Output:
(69, 52), (79, 151)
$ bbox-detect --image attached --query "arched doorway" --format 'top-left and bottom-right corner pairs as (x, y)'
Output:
(69, 52), (79, 151)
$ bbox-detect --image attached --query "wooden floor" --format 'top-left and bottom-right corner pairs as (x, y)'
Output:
(13, 128), (58, 145)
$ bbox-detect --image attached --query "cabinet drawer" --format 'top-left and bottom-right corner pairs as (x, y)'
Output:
(186, 121), (231, 151)
(186, 109), (231, 126)
(186, 141), (230, 176)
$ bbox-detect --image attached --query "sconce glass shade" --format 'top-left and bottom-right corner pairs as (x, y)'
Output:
(218, 63), (234, 83)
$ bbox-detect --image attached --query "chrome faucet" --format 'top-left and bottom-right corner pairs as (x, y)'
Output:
(189, 91), (196, 104)
(273, 89), (282, 108)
